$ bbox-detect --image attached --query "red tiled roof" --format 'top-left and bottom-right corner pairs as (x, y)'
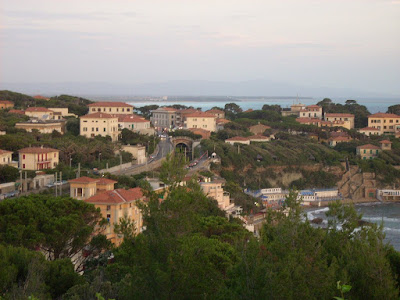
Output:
(368, 113), (400, 118)
(357, 144), (381, 150)
(0, 100), (13, 105)
(306, 105), (321, 108)
(325, 113), (354, 118)
(88, 102), (133, 108)
(97, 178), (118, 185)
(9, 109), (25, 115)
(185, 112), (215, 118)
(68, 176), (98, 184)
(226, 136), (249, 141)
(120, 115), (149, 123)
(329, 136), (351, 141)
(179, 108), (199, 114)
(80, 112), (117, 119)
(359, 127), (379, 131)
(18, 147), (59, 154)
(206, 109), (224, 114)
(249, 124), (271, 130)
(379, 140), (392, 144)
(33, 95), (50, 100)
(25, 107), (53, 113)
(249, 135), (269, 140)
(0, 149), (12, 155)
(85, 187), (144, 204)
(216, 118), (230, 124)
(160, 107), (177, 112)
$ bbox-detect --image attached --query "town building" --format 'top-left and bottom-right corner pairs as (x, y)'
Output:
(298, 105), (323, 119)
(377, 189), (400, 202)
(367, 113), (400, 135)
(188, 128), (211, 139)
(80, 112), (119, 142)
(118, 115), (153, 135)
(15, 119), (66, 134)
(249, 123), (271, 135)
(324, 113), (355, 129)
(176, 108), (200, 127)
(205, 108), (225, 119)
(200, 178), (232, 210)
(88, 102), (134, 115)
(379, 139), (392, 151)
(249, 135), (271, 143)
(225, 136), (250, 145)
(184, 112), (217, 132)
(85, 187), (145, 245)
(48, 108), (77, 118)
(33, 95), (50, 101)
(18, 146), (59, 170)
(0, 149), (13, 165)
(121, 145), (147, 164)
(150, 107), (178, 131)
(281, 103), (306, 117)
(25, 107), (55, 120)
(358, 127), (380, 136)
(0, 100), (14, 109)
(356, 144), (381, 160)
(328, 136), (352, 147)
(216, 118), (230, 131)
(69, 177), (100, 200)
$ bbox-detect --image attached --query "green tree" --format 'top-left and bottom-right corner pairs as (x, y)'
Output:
(159, 153), (187, 187)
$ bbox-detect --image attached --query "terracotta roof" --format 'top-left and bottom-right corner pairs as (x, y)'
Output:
(85, 187), (144, 205)
(0, 149), (12, 155)
(359, 127), (379, 131)
(329, 136), (351, 141)
(357, 144), (381, 150)
(244, 109), (253, 113)
(179, 108), (199, 114)
(88, 102), (133, 108)
(216, 118), (230, 124)
(25, 107), (53, 113)
(325, 113), (354, 118)
(120, 115), (149, 123)
(379, 140), (392, 144)
(97, 178), (118, 185)
(368, 113), (400, 118)
(0, 100), (13, 105)
(306, 105), (321, 109)
(80, 112), (117, 119)
(33, 95), (50, 100)
(226, 136), (249, 141)
(185, 112), (216, 118)
(9, 109), (25, 115)
(68, 176), (98, 184)
(18, 147), (59, 154)
(159, 107), (177, 112)
(249, 135), (270, 140)
(249, 124), (271, 130)
(206, 109), (224, 114)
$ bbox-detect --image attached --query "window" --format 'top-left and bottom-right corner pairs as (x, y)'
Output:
(23, 154), (25, 159)
(96, 128), (99, 132)
(106, 214), (111, 221)
(106, 205), (111, 211)
(122, 108), (125, 112)
(92, 128), (94, 132)
(119, 205), (122, 210)
(83, 127), (87, 132)
(22, 164), (25, 168)
(104, 128), (106, 132)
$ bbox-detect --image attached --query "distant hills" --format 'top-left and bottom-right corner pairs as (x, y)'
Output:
(0, 80), (397, 98)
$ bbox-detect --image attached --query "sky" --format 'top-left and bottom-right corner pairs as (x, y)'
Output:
(1, 0), (400, 95)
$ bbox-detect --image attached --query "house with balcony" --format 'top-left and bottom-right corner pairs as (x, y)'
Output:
(88, 102), (134, 114)
(69, 176), (117, 200)
(324, 113), (355, 129)
(298, 105), (323, 119)
(18, 146), (59, 170)
(200, 178), (232, 210)
(80, 112), (119, 142)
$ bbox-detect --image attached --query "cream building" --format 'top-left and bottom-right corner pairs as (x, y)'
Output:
(367, 113), (400, 135)
(0, 149), (13, 165)
(68, 176), (117, 200)
(184, 112), (217, 132)
(0, 101), (14, 109)
(80, 112), (119, 142)
(25, 107), (55, 120)
(18, 146), (59, 170)
(15, 120), (66, 134)
(85, 187), (145, 245)
(281, 103), (306, 117)
(225, 136), (250, 145)
(298, 105), (323, 119)
(206, 109), (225, 119)
(88, 102), (134, 114)
(119, 115), (152, 135)
(121, 145), (147, 164)
(200, 179), (231, 210)
(324, 113), (355, 129)
(359, 127), (380, 136)
(356, 144), (381, 160)
(48, 108), (77, 118)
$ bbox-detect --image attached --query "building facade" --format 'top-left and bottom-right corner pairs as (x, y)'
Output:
(0, 101), (14, 109)
(88, 102), (134, 114)
(80, 112), (119, 142)
(184, 112), (217, 132)
(25, 107), (55, 120)
(205, 109), (225, 119)
(0, 149), (13, 165)
(150, 107), (178, 131)
(356, 144), (381, 160)
(367, 113), (400, 135)
(298, 105), (323, 119)
(15, 120), (66, 134)
(18, 146), (59, 170)
(324, 113), (355, 129)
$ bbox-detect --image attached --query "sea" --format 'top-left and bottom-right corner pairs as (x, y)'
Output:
(306, 202), (400, 251)
(113, 96), (400, 114)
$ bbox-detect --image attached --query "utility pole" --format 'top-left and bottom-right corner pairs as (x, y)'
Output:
(59, 171), (62, 196)
(119, 154), (122, 174)
(55, 172), (58, 197)
(24, 172), (27, 193)
(20, 171), (23, 193)
(78, 163), (81, 178)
